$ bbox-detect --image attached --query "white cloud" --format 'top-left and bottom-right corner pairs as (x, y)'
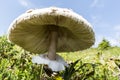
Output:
(114, 25), (120, 31)
(91, 16), (98, 24)
(113, 25), (120, 41)
(94, 34), (120, 47)
(91, 0), (98, 7)
(90, 15), (111, 30)
(107, 37), (120, 46)
(18, 0), (34, 8)
(115, 32), (120, 39)
(90, 16), (120, 47)
(90, 0), (104, 8)
(90, 15), (101, 26)
(93, 34), (103, 47)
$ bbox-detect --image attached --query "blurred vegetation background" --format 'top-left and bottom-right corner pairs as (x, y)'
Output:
(0, 35), (120, 80)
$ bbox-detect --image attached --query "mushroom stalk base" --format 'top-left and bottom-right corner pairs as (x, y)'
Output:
(48, 30), (58, 60)
(32, 53), (68, 71)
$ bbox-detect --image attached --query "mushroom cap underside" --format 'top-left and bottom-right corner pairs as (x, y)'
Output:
(8, 7), (95, 54)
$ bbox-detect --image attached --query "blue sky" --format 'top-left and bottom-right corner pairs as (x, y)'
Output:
(0, 0), (120, 47)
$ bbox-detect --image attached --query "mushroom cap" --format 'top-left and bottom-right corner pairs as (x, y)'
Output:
(8, 7), (95, 54)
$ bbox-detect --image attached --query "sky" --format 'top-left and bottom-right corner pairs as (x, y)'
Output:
(0, 0), (120, 47)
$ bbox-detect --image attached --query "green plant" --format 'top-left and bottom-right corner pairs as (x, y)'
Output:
(98, 38), (111, 50)
(0, 35), (120, 80)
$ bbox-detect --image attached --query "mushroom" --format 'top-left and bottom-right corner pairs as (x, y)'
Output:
(8, 7), (95, 71)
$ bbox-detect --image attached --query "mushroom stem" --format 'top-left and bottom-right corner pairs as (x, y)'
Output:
(48, 30), (58, 60)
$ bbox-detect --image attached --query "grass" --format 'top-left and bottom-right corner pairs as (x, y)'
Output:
(59, 47), (120, 62)
(0, 36), (120, 80)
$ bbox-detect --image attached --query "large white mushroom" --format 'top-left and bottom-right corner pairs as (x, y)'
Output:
(8, 7), (95, 71)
